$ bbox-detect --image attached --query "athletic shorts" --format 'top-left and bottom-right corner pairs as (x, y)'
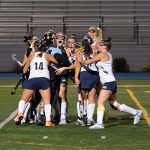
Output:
(102, 81), (117, 94)
(79, 71), (100, 89)
(60, 75), (68, 84)
(24, 77), (50, 90)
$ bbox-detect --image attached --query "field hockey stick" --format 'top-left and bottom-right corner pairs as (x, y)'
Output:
(11, 73), (26, 95)
(11, 53), (23, 68)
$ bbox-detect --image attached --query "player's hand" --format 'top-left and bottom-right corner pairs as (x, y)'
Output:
(75, 78), (80, 87)
(55, 67), (66, 75)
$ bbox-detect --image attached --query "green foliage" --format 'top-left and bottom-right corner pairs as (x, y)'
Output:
(143, 64), (150, 72)
(113, 57), (130, 72)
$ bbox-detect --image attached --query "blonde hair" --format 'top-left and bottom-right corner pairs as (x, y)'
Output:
(96, 27), (103, 40)
(88, 26), (103, 40)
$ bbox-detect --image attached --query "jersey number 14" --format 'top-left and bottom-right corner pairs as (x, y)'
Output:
(35, 62), (43, 70)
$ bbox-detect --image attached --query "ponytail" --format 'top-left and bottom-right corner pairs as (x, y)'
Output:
(38, 51), (43, 58)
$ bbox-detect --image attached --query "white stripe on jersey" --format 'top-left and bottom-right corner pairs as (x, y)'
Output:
(29, 52), (50, 79)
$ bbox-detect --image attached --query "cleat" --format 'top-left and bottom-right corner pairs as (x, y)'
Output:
(14, 113), (24, 125)
(87, 119), (95, 126)
(37, 114), (46, 125)
(52, 115), (60, 124)
(89, 123), (104, 129)
(133, 110), (142, 125)
(75, 119), (86, 127)
(45, 121), (55, 127)
(29, 119), (34, 124)
(59, 119), (67, 125)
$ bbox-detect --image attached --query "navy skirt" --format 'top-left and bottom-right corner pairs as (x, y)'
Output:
(79, 71), (100, 89)
(24, 77), (50, 90)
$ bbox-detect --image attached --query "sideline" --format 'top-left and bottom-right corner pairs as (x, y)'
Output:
(126, 89), (150, 127)
(0, 109), (18, 129)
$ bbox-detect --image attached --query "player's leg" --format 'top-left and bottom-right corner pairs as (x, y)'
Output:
(109, 94), (142, 124)
(89, 89), (111, 129)
(59, 80), (68, 125)
(15, 89), (34, 125)
(39, 88), (55, 127)
(86, 88), (96, 126)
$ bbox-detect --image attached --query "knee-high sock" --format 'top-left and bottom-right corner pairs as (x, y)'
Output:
(119, 104), (136, 115)
(77, 101), (84, 119)
(18, 100), (26, 113)
(83, 99), (87, 116)
(60, 101), (67, 120)
(87, 103), (95, 120)
(97, 105), (105, 125)
(44, 104), (51, 121)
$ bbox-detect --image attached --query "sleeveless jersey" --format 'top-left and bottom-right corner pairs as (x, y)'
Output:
(29, 52), (50, 79)
(96, 52), (116, 84)
(80, 54), (98, 72)
(68, 49), (75, 64)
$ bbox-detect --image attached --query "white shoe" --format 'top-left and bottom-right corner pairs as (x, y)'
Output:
(75, 119), (86, 126)
(89, 123), (104, 129)
(133, 110), (142, 125)
(59, 119), (67, 125)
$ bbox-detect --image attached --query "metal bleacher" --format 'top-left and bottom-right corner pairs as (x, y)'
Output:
(0, 0), (150, 72)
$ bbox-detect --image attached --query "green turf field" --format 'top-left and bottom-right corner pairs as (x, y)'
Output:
(0, 80), (150, 150)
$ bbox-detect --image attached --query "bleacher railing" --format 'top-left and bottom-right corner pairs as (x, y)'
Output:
(26, 22), (150, 45)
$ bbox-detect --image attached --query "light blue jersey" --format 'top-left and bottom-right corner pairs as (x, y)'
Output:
(46, 47), (62, 55)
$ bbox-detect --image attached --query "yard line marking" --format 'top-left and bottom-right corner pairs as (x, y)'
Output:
(0, 109), (18, 129)
(1, 85), (150, 88)
(6, 141), (150, 149)
(126, 89), (150, 127)
(118, 85), (150, 87)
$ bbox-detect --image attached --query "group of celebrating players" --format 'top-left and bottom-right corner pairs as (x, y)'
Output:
(14, 26), (142, 129)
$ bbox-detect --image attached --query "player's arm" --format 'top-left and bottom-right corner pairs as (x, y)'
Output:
(75, 51), (82, 87)
(77, 53), (103, 65)
(46, 53), (58, 65)
(22, 53), (28, 67)
(23, 54), (34, 73)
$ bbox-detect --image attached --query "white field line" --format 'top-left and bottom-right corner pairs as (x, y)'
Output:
(1, 85), (150, 88)
(0, 109), (18, 129)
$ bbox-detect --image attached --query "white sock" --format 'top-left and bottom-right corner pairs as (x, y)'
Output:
(77, 101), (83, 119)
(44, 104), (51, 121)
(97, 105), (105, 125)
(18, 100), (26, 113)
(119, 104), (136, 115)
(83, 99), (87, 116)
(87, 103), (95, 121)
(60, 101), (67, 120)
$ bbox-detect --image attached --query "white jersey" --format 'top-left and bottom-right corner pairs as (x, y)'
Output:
(80, 54), (98, 72)
(68, 50), (76, 65)
(96, 52), (116, 84)
(29, 52), (50, 79)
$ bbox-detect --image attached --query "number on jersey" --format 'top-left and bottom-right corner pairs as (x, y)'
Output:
(35, 62), (43, 70)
